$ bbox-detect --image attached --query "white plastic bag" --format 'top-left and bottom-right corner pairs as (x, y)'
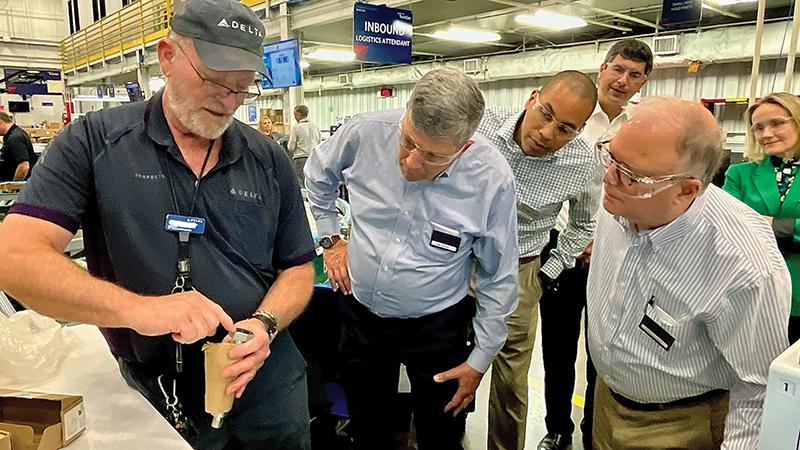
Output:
(0, 310), (75, 384)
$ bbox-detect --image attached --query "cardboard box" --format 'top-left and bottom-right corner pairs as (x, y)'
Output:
(0, 390), (86, 450)
(0, 431), (11, 450)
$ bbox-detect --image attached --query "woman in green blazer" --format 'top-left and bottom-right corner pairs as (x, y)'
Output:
(723, 92), (800, 344)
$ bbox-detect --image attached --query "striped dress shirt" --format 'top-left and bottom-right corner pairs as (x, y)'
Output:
(587, 185), (791, 450)
(477, 108), (601, 278)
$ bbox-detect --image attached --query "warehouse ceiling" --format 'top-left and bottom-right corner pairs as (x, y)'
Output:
(279, 0), (795, 75)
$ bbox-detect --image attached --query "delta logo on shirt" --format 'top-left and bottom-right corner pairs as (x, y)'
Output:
(217, 18), (263, 38)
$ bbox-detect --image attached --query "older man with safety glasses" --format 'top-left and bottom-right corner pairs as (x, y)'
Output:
(304, 66), (519, 450)
(476, 70), (599, 450)
(587, 96), (790, 450)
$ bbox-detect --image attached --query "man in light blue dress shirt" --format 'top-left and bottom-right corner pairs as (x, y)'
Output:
(476, 71), (600, 450)
(588, 96), (790, 450)
(304, 66), (519, 450)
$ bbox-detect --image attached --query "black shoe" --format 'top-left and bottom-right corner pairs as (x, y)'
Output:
(537, 432), (571, 450)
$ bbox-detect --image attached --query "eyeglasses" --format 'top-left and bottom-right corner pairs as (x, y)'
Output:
(531, 98), (582, 139)
(397, 119), (462, 166)
(175, 42), (261, 101)
(596, 139), (690, 199)
(605, 63), (646, 82)
(751, 117), (793, 136)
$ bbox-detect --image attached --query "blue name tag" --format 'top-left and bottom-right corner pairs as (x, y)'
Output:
(165, 214), (206, 234)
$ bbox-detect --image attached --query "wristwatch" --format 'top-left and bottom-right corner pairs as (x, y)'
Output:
(319, 235), (341, 249)
(251, 310), (279, 339)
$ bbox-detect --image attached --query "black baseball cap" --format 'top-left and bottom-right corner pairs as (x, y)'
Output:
(171, 0), (267, 76)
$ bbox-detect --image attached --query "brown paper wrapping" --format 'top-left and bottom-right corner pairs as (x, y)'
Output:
(203, 342), (237, 415)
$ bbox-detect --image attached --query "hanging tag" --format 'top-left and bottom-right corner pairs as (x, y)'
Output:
(165, 214), (206, 234)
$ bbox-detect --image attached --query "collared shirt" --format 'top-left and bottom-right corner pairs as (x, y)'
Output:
(10, 93), (314, 402)
(587, 185), (791, 450)
(304, 108), (519, 372)
(288, 119), (322, 159)
(477, 108), (601, 278)
(580, 102), (633, 148)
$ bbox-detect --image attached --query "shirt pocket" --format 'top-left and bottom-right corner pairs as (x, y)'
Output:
(413, 219), (464, 263)
(213, 199), (277, 268)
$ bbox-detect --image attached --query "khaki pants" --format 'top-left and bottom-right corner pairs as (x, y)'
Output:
(487, 257), (542, 450)
(593, 378), (729, 450)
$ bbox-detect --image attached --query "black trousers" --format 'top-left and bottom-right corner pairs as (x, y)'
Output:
(790, 315), (800, 345)
(338, 294), (476, 450)
(539, 262), (597, 445)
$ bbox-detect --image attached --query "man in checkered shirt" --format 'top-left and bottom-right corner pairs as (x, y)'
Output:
(477, 71), (600, 450)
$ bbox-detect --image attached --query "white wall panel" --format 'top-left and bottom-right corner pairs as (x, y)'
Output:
(0, 0), (66, 69)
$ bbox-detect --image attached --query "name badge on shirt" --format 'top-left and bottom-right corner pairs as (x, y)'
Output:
(165, 214), (206, 235)
(517, 202), (541, 221)
(430, 221), (461, 253)
(639, 297), (676, 352)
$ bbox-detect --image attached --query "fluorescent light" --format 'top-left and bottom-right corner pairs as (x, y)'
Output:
(300, 60), (310, 69)
(710, 0), (756, 4)
(516, 10), (587, 30)
(305, 49), (355, 62)
(431, 26), (501, 43)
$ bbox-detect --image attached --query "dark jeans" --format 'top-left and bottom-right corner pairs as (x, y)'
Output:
(116, 334), (311, 450)
(790, 315), (800, 345)
(540, 263), (597, 446)
(338, 294), (476, 450)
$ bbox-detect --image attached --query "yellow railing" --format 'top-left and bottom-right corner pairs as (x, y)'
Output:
(60, 0), (265, 73)
(60, 0), (173, 72)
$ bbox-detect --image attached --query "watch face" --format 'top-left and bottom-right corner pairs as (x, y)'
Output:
(320, 237), (333, 249)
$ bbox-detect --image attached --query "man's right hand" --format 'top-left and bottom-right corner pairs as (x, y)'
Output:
(129, 291), (235, 344)
(323, 239), (351, 295)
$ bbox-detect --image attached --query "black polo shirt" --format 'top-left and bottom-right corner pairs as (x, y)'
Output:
(0, 124), (36, 181)
(10, 92), (314, 408)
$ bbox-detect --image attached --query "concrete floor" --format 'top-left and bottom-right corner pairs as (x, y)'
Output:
(464, 317), (591, 450)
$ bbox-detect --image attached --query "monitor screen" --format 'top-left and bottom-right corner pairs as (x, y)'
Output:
(8, 101), (30, 113)
(262, 39), (302, 89)
(125, 82), (145, 102)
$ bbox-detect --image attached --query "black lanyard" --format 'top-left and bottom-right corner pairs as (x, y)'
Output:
(162, 138), (215, 372)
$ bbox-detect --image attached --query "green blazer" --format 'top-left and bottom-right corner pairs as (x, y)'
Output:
(723, 159), (800, 316)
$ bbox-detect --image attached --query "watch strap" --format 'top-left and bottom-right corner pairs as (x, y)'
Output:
(251, 310), (279, 339)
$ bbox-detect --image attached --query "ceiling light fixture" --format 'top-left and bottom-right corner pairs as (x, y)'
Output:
(305, 49), (356, 62)
(515, 10), (588, 30)
(431, 26), (501, 43)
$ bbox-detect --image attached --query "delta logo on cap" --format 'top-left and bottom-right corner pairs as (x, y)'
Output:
(216, 18), (264, 38)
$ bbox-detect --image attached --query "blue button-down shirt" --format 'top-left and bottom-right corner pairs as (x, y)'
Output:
(304, 108), (519, 372)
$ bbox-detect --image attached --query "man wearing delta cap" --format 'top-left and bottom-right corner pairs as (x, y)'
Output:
(0, 0), (315, 448)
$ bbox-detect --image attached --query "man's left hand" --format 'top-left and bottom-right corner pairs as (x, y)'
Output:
(434, 362), (484, 416)
(222, 318), (272, 398)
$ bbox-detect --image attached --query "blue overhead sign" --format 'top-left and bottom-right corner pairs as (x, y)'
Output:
(353, 4), (413, 65)
(660, 0), (702, 26)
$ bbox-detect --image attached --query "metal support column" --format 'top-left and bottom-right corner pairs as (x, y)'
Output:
(784, 0), (800, 92)
(748, 0), (767, 106)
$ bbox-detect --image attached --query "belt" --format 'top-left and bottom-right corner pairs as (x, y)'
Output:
(609, 388), (727, 412)
(519, 255), (539, 265)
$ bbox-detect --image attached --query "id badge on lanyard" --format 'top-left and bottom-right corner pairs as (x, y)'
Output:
(163, 139), (214, 373)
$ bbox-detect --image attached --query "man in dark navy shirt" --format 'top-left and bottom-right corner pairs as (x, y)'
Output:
(0, 1), (315, 449)
(0, 112), (36, 181)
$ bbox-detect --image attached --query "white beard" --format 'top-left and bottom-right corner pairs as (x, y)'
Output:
(166, 85), (233, 140)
